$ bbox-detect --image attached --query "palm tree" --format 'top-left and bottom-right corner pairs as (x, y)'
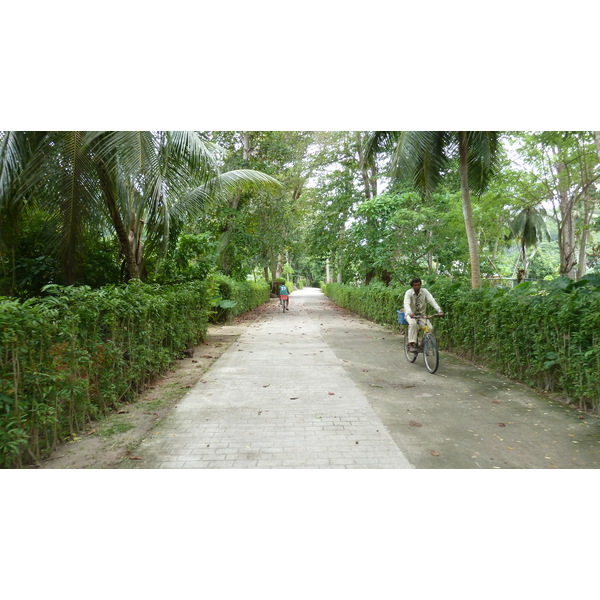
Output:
(507, 206), (551, 280)
(0, 131), (281, 284)
(364, 131), (501, 288)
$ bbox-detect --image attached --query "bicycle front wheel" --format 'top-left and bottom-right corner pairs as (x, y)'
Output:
(404, 329), (417, 363)
(423, 333), (439, 374)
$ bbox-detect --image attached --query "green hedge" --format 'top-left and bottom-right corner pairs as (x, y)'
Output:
(211, 276), (271, 322)
(1, 281), (212, 467)
(322, 278), (600, 411)
(0, 275), (273, 467)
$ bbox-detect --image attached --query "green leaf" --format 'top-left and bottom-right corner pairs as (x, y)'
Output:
(217, 299), (237, 309)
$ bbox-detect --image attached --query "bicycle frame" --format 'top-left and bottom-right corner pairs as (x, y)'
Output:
(402, 313), (440, 374)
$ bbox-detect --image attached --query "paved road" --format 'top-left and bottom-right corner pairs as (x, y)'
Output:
(126, 287), (600, 468)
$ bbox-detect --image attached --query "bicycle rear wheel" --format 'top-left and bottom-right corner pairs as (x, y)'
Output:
(423, 333), (439, 374)
(404, 329), (417, 363)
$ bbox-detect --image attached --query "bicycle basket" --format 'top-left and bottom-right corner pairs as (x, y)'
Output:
(397, 310), (407, 325)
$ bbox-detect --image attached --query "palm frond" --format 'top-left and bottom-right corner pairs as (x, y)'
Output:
(0, 131), (23, 202)
(85, 131), (160, 180)
(179, 169), (282, 214)
(0, 131), (48, 206)
(362, 131), (400, 164)
(465, 131), (502, 194)
(508, 206), (551, 248)
(392, 132), (451, 195)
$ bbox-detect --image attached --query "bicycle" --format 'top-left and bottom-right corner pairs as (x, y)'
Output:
(397, 311), (441, 374)
(280, 295), (289, 312)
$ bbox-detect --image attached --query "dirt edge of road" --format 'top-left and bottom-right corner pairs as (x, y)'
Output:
(37, 302), (275, 469)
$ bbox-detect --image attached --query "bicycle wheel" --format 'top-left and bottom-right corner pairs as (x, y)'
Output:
(282, 299), (286, 313)
(404, 329), (417, 363)
(423, 333), (439, 374)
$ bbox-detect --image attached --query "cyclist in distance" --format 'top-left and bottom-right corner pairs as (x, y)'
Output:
(279, 282), (290, 310)
(403, 277), (443, 352)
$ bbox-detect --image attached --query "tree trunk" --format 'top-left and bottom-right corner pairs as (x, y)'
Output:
(269, 249), (278, 293)
(276, 253), (284, 280)
(555, 162), (576, 278)
(356, 132), (373, 200)
(241, 131), (252, 159)
(95, 160), (140, 280)
(594, 131), (600, 162)
(576, 192), (595, 280)
(216, 190), (242, 274)
(217, 132), (252, 274)
(458, 132), (481, 288)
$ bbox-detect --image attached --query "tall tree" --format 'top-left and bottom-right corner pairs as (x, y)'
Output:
(202, 131), (314, 283)
(509, 132), (599, 279)
(365, 131), (501, 288)
(507, 206), (551, 279)
(0, 131), (280, 285)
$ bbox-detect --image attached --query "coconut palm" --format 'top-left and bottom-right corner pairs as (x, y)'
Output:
(507, 206), (551, 280)
(0, 131), (281, 284)
(364, 131), (501, 288)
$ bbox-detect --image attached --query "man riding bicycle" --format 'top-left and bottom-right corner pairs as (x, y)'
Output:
(279, 282), (290, 311)
(403, 278), (443, 352)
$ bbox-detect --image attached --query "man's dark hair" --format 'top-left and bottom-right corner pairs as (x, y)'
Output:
(410, 277), (422, 286)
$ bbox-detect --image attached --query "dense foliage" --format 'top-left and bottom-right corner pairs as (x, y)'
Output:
(1, 130), (599, 466)
(211, 275), (270, 322)
(0, 277), (270, 467)
(323, 277), (600, 411)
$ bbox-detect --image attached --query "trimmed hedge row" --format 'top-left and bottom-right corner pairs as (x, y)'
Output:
(0, 276), (270, 467)
(211, 276), (271, 322)
(322, 279), (600, 412)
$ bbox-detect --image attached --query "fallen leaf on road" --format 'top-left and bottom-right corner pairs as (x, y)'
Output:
(328, 392), (335, 395)
(431, 451), (440, 456)
(409, 420), (423, 427)
(129, 456), (143, 460)
(498, 423), (506, 427)
(290, 397), (299, 400)
(117, 410), (129, 414)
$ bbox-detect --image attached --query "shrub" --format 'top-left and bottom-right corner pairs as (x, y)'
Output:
(323, 278), (600, 411)
(211, 275), (270, 322)
(0, 280), (211, 467)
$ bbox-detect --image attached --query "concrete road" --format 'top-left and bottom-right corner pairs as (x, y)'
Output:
(127, 287), (600, 468)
